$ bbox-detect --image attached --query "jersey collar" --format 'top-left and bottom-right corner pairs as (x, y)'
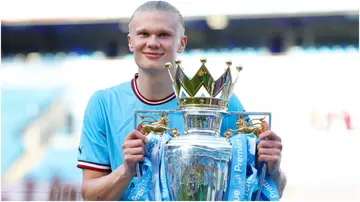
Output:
(131, 73), (176, 105)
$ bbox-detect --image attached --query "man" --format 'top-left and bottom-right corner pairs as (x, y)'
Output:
(77, 1), (286, 200)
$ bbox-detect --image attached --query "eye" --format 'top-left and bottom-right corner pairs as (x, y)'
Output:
(139, 32), (149, 37)
(159, 32), (170, 37)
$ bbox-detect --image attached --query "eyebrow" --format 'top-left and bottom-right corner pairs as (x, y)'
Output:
(135, 28), (175, 35)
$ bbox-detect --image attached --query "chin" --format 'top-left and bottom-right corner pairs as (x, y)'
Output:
(142, 60), (167, 69)
(139, 63), (167, 74)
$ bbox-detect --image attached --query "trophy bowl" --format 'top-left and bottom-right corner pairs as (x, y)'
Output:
(165, 126), (232, 201)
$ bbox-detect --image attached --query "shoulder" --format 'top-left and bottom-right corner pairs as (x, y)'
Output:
(93, 80), (133, 102)
(102, 80), (132, 97)
(227, 93), (245, 112)
(85, 80), (133, 112)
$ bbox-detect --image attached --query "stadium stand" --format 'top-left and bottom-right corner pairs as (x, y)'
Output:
(1, 88), (64, 174)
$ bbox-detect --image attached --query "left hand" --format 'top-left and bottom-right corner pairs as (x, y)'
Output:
(257, 130), (283, 175)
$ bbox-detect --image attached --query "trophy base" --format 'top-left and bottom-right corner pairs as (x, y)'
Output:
(164, 135), (232, 201)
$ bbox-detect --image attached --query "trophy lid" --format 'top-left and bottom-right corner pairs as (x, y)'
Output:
(166, 57), (242, 110)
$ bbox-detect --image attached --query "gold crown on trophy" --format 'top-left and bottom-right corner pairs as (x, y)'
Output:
(166, 58), (242, 110)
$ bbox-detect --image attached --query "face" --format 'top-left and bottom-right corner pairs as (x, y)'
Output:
(128, 11), (187, 73)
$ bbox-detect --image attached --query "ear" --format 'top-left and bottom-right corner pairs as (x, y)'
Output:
(127, 34), (134, 52)
(177, 35), (187, 53)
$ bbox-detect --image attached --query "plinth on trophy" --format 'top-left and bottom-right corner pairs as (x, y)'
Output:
(134, 58), (272, 201)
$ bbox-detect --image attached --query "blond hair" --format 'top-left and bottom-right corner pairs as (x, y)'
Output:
(129, 1), (185, 34)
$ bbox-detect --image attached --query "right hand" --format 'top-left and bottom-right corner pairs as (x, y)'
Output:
(122, 130), (148, 176)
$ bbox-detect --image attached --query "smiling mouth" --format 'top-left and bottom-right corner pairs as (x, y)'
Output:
(143, 52), (164, 59)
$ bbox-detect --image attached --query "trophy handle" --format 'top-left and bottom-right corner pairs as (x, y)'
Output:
(224, 112), (271, 139)
(137, 113), (180, 137)
(134, 110), (181, 137)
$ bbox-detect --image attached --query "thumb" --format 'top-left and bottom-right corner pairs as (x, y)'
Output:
(261, 120), (269, 131)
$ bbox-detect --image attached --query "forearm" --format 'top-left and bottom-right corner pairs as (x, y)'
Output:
(81, 165), (133, 201)
(271, 169), (287, 198)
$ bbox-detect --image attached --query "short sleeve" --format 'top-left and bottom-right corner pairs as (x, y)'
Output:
(77, 90), (111, 172)
(220, 94), (249, 136)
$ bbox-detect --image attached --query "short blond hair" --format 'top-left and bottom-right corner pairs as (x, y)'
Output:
(129, 1), (185, 34)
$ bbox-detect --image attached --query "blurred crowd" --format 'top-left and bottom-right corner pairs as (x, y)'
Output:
(1, 177), (80, 201)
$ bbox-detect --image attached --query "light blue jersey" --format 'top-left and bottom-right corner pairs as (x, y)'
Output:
(77, 74), (246, 200)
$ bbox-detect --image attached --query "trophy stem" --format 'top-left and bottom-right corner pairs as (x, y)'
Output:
(182, 109), (225, 137)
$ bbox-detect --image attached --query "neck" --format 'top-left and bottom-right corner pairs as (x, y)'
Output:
(136, 67), (176, 100)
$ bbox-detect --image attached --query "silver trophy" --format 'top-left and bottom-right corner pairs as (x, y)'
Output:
(135, 58), (271, 201)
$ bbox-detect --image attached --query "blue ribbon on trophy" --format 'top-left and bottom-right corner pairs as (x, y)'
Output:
(226, 134), (248, 201)
(244, 134), (258, 201)
(224, 111), (280, 201)
(128, 132), (158, 201)
(130, 58), (281, 201)
(159, 132), (172, 201)
(225, 131), (279, 201)
(128, 128), (173, 201)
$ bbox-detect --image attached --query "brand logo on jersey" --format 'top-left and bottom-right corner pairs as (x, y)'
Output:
(78, 146), (83, 155)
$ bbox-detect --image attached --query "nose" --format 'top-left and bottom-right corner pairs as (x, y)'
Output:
(146, 35), (160, 49)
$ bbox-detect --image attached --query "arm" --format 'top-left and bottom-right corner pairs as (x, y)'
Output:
(80, 130), (147, 201)
(81, 166), (133, 201)
(77, 91), (143, 200)
(271, 169), (287, 198)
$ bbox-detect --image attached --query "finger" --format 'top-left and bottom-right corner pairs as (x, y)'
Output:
(259, 130), (281, 142)
(257, 140), (283, 151)
(258, 148), (281, 157)
(123, 147), (144, 155)
(125, 130), (149, 143)
(122, 139), (145, 150)
(258, 154), (280, 163)
(124, 154), (144, 164)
